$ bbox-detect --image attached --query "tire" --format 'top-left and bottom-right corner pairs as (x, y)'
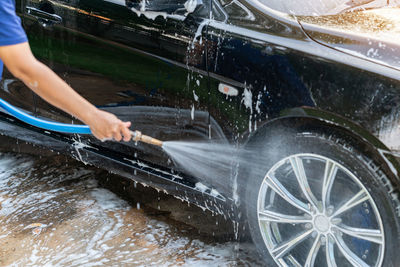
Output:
(243, 131), (400, 267)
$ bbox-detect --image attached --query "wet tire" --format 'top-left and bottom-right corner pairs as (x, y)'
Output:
(244, 132), (400, 267)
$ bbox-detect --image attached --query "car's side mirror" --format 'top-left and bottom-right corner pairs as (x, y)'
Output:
(125, 0), (203, 16)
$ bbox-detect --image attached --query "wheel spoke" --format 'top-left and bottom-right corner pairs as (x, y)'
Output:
(290, 156), (319, 211)
(332, 190), (369, 217)
(271, 229), (313, 259)
(322, 160), (337, 209)
(265, 174), (311, 214)
(333, 231), (369, 267)
(305, 234), (321, 267)
(335, 224), (383, 244)
(326, 234), (337, 267)
(259, 210), (311, 224)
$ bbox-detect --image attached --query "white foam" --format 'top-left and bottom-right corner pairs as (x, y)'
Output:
(242, 87), (253, 113)
(184, 0), (197, 14)
(193, 90), (199, 102)
(191, 105), (195, 120)
(195, 182), (208, 192)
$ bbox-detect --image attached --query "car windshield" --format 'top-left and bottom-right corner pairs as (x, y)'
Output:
(260, 0), (399, 16)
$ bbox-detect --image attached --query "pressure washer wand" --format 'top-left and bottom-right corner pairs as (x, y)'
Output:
(131, 130), (163, 147)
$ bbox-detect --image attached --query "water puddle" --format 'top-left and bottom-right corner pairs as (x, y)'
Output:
(0, 153), (259, 266)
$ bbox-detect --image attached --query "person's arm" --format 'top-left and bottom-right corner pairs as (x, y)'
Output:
(0, 42), (132, 142)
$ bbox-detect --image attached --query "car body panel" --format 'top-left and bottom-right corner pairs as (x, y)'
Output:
(207, 1), (400, 152)
(298, 8), (400, 70)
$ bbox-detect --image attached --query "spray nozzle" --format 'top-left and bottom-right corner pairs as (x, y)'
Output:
(130, 130), (163, 147)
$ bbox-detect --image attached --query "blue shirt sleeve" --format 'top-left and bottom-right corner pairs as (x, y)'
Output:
(0, 0), (28, 46)
(0, 0), (28, 78)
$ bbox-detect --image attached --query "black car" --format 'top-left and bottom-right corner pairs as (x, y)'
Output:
(2, 0), (400, 266)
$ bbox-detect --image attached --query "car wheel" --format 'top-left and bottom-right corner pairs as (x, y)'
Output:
(244, 132), (400, 266)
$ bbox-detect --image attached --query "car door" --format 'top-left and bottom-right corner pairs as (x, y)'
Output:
(205, 0), (316, 141)
(21, 0), (218, 167)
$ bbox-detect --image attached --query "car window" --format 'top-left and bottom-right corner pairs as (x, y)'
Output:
(222, 1), (255, 21)
(124, 0), (210, 18)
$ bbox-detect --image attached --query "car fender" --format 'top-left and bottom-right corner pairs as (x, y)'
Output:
(244, 107), (400, 188)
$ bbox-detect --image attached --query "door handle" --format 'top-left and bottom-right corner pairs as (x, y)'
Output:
(26, 6), (62, 24)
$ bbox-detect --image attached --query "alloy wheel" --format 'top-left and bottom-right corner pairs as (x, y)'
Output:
(257, 153), (384, 266)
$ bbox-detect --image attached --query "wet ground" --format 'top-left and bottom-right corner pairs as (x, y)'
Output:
(0, 138), (261, 266)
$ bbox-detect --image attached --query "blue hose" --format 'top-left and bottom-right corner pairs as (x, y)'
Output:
(0, 98), (92, 134)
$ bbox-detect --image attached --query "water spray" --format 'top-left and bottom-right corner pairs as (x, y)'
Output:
(0, 98), (164, 147)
